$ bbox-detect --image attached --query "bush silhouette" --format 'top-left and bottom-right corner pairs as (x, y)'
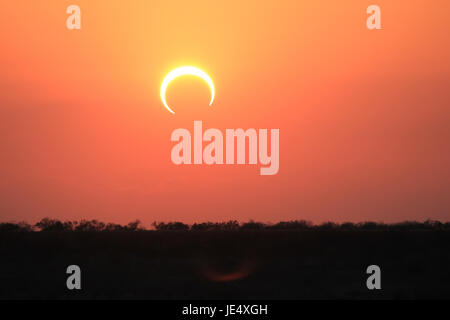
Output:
(0, 222), (32, 232)
(152, 221), (189, 231)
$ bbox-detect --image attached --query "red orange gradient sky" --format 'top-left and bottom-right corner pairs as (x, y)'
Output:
(0, 1), (449, 225)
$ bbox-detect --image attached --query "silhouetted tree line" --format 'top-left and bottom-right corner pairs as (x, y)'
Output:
(0, 218), (144, 232)
(0, 218), (449, 232)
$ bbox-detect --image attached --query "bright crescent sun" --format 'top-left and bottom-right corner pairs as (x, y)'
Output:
(160, 66), (215, 114)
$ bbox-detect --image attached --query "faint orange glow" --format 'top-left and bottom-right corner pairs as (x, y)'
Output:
(198, 258), (256, 282)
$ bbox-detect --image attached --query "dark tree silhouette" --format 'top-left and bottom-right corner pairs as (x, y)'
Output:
(240, 220), (265, 230)
(0, 222), (32, 232)
(152, 221), (189, 231)
(35, 218), (73, 232)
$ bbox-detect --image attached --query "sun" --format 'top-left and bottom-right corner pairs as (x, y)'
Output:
(160, 66), (215, 114)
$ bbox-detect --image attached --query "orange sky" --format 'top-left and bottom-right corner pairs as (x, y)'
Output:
(0, 0), (449, 225)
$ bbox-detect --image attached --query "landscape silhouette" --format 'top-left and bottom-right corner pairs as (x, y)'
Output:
(1, 219), (449, 299)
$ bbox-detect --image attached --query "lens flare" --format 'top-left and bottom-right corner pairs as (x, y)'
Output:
(197, 258), (256, 282)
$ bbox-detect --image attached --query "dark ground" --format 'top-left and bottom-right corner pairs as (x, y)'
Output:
(1, 230), (449, 299)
